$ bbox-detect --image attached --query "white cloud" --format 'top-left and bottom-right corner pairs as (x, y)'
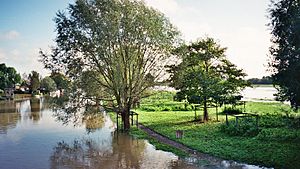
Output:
(0, 30), (20, 40)
(143, 1), (271, 78)
(10, 49), (20, 57)
(0, 48), (5, 60)
(144, 0), (179, 14)
(0, 47), (49, 76)
(217, 27), (272, 78)
(144, 0), (211, 41)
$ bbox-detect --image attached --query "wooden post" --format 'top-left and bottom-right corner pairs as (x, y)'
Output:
(131, 112), (134, 126)
(136, 114), (138, 126)
(226, 114), (228, 125)
(235, 116), (239, 127)
(176, 130), (184, 139)
(256, 115), (259, 129)
(116, 113), (119, 130)
(216, 106), (218, 121)
(194, 105), (197, 120)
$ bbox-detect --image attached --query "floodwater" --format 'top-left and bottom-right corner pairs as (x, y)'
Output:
(241, 86), (277, 102)
(0, 98), (269, 169)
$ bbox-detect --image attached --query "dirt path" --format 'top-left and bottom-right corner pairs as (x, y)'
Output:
(138, 123), (224, 163)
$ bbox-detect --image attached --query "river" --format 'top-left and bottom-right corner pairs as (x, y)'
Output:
(241, 86), (277, 102)
(0, 98), (269, 169)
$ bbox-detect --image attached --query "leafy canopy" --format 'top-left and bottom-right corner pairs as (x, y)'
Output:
(40, 76), (57, 93)
(40, 0), (180, 129)
(167, 37), (248, 120)
(29, 71), (40, 93)
(268, 0), (300, 109)
(0, 63), (21, 90)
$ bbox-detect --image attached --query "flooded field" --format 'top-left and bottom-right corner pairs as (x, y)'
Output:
(0, 98), (268, 169)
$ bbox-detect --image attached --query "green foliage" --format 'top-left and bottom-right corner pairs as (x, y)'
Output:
(138, 91), (192, 112)
(40, 76), (57, 93)
(29, 71), (40, 93)
(134, 91), (300, 168)
(257, 128), (300, 142)
(0, 63), (21, 90)
(220, 107), (242, 115)
(220, 119), (260, 137)
(40, 0), (180, 130)
(167, 37), (249, 120)
(247, 76), (272, 85)
(50, 72), (70, 90)
(268, 0), (300, 109)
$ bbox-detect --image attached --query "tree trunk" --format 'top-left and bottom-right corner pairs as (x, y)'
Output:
(121, 107), (131, 131)
(203, 98), (209, 122)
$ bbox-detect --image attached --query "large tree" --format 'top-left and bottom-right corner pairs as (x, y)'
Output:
(167, 38), (248, 121)
(0, 63), (21, 90)
(50, 72), (70, 93)
(40, 0), (179, 130)
(40, 76), (57, 93)
(269, 0), (300, 109)
(29, 71), (40, 94)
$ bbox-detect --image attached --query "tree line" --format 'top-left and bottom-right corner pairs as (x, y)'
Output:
(0, 63), (69, 95)
(247, 76), (272, 85)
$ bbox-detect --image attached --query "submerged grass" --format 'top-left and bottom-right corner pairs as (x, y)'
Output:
(107, 111), (188, 157)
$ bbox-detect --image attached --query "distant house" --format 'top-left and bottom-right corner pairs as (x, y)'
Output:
(14, 83), (21, 90)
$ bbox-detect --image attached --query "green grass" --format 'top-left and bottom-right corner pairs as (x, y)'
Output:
(129, 126), (188, 157)
(131, 91), (300, 168)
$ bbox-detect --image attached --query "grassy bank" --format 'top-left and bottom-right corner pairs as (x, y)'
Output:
(131, 91), (300, 168)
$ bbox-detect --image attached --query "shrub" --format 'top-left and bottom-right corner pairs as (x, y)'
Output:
(256, 128), (300, 142)
(220, 118), (260, 137)
(220, 107), (242, 115)
(259, 114), (300, 129)
(259, 115), (287, 128)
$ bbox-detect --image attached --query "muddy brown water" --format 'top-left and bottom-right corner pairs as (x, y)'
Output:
(0, 98), (270, 169)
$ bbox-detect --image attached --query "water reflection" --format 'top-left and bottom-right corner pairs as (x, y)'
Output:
(0, 100), (18, 113)
(50, 133), (199, 169)
(0, 112), (20, 134)
(83, 111), (105, 133)
(30, 98), (41, 122)
(0, 98), (44, 133)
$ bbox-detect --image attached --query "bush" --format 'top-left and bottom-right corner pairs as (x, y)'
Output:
(259, 115), (287, 128)
(287, 116), (300, 129)
(256, 128), (300, 142)
(220, 118), (260, 137)
(259, 114), (300, 129)
(220, 107), (242, 115)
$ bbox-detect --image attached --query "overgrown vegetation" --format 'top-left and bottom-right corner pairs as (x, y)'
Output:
(131, 90), (300, 168)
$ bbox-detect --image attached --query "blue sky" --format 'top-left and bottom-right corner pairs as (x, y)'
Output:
(0, 0), (271, 78)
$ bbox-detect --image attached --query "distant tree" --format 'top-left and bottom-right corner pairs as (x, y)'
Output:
(167, 38), (248, 121)
(247, 76), (272, 85)
(40, 76), (57, 93)
(0, 63), (21, 90)
(21, 73), (30, 88)
(268, 0), (300, 109)
(40, 0), (179, 130)
(29, 71), (40, 93)
(50, 72), (70, 92)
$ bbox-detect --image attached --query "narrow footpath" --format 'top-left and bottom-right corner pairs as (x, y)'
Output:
(138, 123), (224, 163)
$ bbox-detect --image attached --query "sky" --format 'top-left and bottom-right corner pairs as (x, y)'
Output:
(0, 0), (272, 78)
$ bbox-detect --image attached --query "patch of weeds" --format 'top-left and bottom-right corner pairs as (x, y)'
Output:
(220, 118), (260, 137)
(256, 128), (300, 142)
